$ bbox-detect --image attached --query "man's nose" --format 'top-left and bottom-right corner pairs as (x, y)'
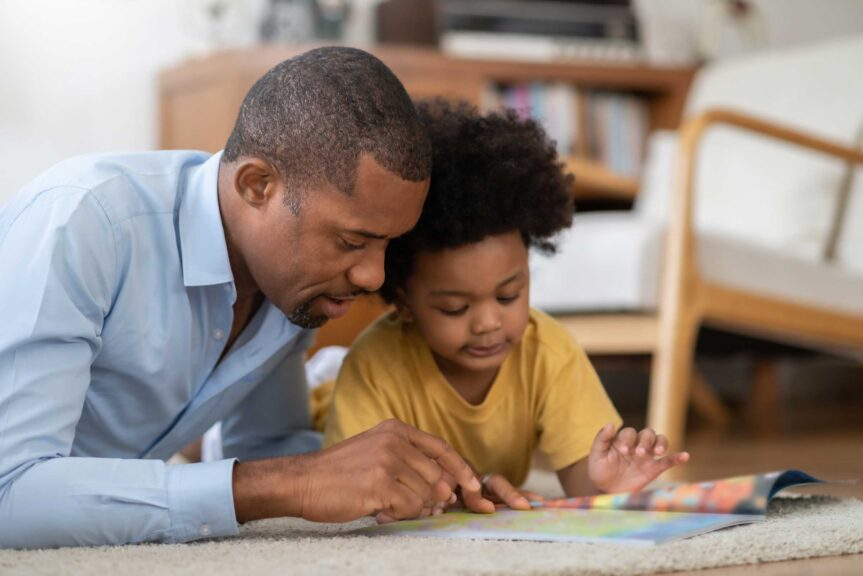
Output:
(346, 247), (386, 293)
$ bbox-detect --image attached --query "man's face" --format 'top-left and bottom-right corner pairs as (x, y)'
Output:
(398, 231), (531, 378)
(233, 154), (428, 328)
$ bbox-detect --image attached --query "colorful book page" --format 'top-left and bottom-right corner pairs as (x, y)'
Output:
(361, 508), (756, 545)
(533, 470), (821, 515)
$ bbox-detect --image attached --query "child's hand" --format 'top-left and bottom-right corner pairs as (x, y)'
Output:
(588, 423), (690, 494)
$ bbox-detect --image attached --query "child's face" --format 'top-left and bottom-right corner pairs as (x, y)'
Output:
(398, 231), (531, 376)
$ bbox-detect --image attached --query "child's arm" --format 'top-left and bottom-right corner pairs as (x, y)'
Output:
(556, 458), (597, 497)
(558, 423), (690, 496)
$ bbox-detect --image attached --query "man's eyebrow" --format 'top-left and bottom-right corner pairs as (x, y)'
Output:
(429, 272), (524, 297)
(347, 229), (388, 240)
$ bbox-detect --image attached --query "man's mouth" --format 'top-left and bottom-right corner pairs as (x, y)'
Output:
(318, 295), (355, 320)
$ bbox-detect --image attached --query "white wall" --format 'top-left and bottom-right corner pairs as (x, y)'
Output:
(0, 0), (264, 205)
(3, 0), (863, 206)
(635, 0), (863, 64)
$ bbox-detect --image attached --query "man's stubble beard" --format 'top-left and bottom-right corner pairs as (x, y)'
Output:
(286, 298), (328, 329)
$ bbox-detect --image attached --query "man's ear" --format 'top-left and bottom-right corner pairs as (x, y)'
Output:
(393, 288), (414, 323)
(233, 158), (281, 208)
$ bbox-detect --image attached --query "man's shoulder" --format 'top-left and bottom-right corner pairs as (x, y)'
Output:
(12, 151), (212, 226)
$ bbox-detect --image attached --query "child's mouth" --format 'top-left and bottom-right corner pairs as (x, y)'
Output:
(464, 343), (506, 357)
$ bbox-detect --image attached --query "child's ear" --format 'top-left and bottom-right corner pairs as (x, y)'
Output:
(393, 288), (414, 323)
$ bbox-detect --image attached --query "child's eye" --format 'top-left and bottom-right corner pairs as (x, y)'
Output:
(438, 306), (468, 317)
(340, 237), (365, 251)
(497, 294), (519, 304)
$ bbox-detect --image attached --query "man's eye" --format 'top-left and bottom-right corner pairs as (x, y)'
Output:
(498, 294), (519, 304)
(341, 238), (365, 251)
(439, 306), (468, 317)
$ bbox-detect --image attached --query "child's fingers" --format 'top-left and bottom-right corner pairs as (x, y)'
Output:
(674, 451), (691, 464)
(614, 427), (638, 455)
(592, 423), (617, 453)
(635, 428), (657, 456)
(655, 451), (691, 473)
(654, 434), (669, 456)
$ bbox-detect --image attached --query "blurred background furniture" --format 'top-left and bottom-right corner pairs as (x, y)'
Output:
(531, 35), (863, 448)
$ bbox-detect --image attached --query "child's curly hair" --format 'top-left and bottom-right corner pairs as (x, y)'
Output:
(379, 99), (575, 303)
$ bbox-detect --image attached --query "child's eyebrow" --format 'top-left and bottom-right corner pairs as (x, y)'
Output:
(496, 272), (522, 288)
(429, 272), (524, 297)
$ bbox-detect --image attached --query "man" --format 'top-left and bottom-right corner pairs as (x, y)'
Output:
(0, 47), (490, 549)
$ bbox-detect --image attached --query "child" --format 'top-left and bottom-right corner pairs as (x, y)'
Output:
(322, 100), (688, 512)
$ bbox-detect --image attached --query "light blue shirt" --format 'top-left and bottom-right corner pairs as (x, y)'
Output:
(0, 151), (321, 548)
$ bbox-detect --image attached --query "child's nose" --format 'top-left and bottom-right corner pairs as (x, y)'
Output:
(471, 307), (502, 334)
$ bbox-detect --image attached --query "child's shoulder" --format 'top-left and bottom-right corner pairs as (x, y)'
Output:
(342, 309), (421, 369)
(338, 310), (430, 391)
(522, 307), (584, 362)
(349, 310), (409, 352)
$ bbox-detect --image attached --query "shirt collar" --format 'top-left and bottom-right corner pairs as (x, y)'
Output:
(178, 150), (234, 288)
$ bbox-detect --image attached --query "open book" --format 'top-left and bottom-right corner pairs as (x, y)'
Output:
(361, 470), (825, 545)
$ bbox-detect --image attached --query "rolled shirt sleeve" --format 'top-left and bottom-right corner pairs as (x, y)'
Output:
(0, 457), (239, 547)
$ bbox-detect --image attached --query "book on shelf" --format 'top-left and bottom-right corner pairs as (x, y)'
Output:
(360, 470), (840, 546)
(586, 90), (649, 177)
(481, 82), (649, 177)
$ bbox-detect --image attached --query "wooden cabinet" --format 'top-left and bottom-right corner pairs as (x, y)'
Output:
(158, 44), (694, 351)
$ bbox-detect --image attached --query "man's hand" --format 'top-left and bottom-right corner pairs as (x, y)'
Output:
(588, 423), (690, 494)
(421, 471), (538, 517)
(232, 419), (495, 524)
(472, 473), (538, 511)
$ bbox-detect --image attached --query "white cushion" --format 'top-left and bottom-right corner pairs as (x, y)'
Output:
(530, 213), (663, 312)
(684, 35), (863, 261)
(531, 215), (863, 317)
(699, 233), (863, 317)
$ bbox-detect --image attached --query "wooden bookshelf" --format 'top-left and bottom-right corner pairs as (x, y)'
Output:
(158, 44), (694, 352)
(160, 44), (695, 202)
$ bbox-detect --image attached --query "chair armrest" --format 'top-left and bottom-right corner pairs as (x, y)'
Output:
(564, 156), (639, 201)
(669, 108), (863, 276)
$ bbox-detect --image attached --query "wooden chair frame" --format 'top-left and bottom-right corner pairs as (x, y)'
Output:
(562, 108), (863, 450)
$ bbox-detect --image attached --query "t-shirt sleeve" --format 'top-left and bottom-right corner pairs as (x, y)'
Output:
(322, 344), (399, 448)
(536, 343), (623, 471)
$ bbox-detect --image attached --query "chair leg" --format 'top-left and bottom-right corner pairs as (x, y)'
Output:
(647, 314), (699, 452)
(689, 367), (732, 429)
(746, 358), (780, 437)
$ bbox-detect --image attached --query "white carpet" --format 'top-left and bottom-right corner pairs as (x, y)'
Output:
(2, 474), (862, 576)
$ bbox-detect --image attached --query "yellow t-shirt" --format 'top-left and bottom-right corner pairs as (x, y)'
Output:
(323, 308), (622, 487)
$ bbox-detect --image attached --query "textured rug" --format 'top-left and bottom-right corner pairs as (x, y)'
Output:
(2, 480), (861, 575)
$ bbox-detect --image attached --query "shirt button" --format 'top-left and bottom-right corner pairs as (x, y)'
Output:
(200, 524), (211, 536)
(212, 329), (224, 340)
